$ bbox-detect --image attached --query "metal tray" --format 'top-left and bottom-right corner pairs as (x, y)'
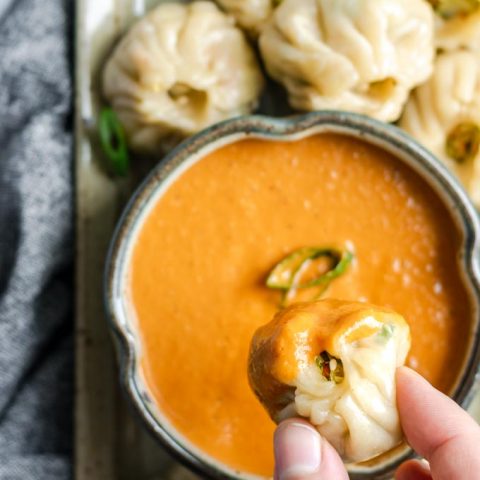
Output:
(74, 1), (480, 478)
(75, 0), (198, 478)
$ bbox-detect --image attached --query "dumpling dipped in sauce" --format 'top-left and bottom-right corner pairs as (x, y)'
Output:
(248, 299), (411, 463)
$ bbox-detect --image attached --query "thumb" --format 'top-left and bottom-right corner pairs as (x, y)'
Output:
(274, 419), (349, 480)
(396, 367), (480, 480)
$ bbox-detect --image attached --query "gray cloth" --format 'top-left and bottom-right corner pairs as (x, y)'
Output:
(0, 0), (73, 478)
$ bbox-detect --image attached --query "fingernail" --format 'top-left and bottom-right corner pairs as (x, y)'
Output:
(274, 421), (322, 480)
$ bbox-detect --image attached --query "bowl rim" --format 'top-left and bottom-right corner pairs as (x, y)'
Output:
(104, 110), (480, 480)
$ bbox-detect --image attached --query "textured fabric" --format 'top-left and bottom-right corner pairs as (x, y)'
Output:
(0, 0), (73, 478)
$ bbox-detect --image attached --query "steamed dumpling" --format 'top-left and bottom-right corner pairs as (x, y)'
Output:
(103, 2), (264, 153)
(400, 50), (480, 205)
(429, 0), (480, 51)
(248, 299), (411, 463)
(259, 0), (435, 122)
(214, 0), (277, 35)
(435, 11), (480, 51)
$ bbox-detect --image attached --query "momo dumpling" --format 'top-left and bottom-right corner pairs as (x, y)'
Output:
(259, 0), (435, 122)
(400, 50), (480, 206)
(248, 299), (411, 463)
(428, 0), (480, 51)
(103, 2), (264, 153)
(214, 0), (277, 35)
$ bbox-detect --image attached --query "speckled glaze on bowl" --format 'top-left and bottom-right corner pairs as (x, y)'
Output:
(105, 111), (480, 480)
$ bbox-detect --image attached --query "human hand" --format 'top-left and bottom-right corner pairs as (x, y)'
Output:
(273, 367), (480, 480)
(393, 367), (480, 479)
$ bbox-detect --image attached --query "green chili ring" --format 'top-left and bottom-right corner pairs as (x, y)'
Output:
(266, 247), (354, 290)
(295, 249), (354, 289)
(266, 247), (326, 290)
(99, 107), (129, 176)
(266, 247), (354, 306)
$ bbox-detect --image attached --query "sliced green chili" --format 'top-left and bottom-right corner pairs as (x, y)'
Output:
(266, 247), (354, 306)
(295, 249), (354, 289)
(446, 122), (480, 164)
(99, 107), (129, 176)
(266, 247), (327, 289)
(315, 351), (344, 384)
(428, 0), (480, 18)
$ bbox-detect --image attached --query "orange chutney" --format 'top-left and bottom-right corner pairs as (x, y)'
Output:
(129, 134), (471, 476)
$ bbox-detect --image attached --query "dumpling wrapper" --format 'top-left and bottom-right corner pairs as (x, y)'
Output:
(400, 50), (480, 206)
(434, 6), (480, 51)
(248, 299), (411, 463)
(214, 0), (277, 36)
(103, 2), (264, 153)
(259, 0), (435, 122)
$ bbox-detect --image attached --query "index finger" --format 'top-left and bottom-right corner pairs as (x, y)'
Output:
(396, 367), (480, 480)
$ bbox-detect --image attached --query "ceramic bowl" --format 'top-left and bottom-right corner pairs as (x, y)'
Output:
(105, 111), (480, 480)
